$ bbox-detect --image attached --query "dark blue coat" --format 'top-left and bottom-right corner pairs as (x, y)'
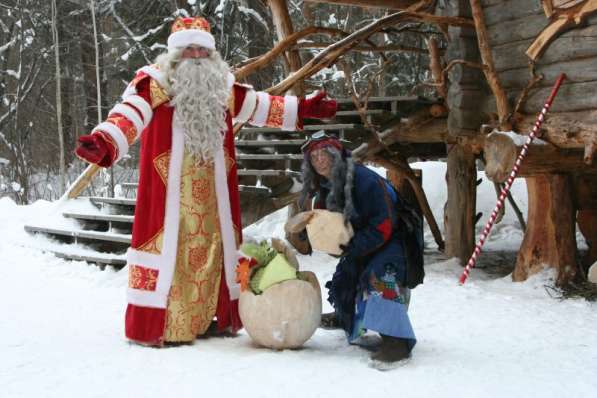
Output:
(317, 164), (407, 333)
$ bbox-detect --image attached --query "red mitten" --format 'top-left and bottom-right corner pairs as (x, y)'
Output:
(298, 91), (337, 120)
(75, 133), (115, 167)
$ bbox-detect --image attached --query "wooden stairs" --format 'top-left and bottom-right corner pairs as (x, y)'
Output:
(24, 96), (423, 268)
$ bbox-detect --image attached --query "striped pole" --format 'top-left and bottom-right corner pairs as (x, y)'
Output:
(459, 73), (567, 285)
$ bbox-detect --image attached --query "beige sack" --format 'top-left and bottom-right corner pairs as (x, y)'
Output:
(588, 261), (597, 284)
(239, 271), (322, 349)
(306, 209), (353, 256)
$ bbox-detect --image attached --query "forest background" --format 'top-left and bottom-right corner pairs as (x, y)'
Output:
(0, 0), (437, 203)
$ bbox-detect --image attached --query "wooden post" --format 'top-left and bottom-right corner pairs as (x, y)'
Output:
(445, 144), (477, 263)
(268, 0), (304, 95)
(514, 175), (578, 286)
(578, 209), (597, 269)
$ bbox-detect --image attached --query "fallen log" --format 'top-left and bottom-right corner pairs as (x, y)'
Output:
(483, 131), (597, 183)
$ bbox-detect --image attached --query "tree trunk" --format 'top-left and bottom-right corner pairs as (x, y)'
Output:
(52, 0), (66, 194)
(514, 175), (578, 286)
(445, 144), (477, 263)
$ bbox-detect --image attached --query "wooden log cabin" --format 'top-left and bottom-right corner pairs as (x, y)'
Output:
(283, 0), (597, 285)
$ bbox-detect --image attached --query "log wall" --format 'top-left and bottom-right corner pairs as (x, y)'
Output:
(480, 0), (597, 117)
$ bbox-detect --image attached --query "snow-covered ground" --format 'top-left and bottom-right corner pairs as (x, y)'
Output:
(1, 162), (595, 397)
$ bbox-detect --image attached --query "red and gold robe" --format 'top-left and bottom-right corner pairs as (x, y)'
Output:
(92, 65), (300, 345)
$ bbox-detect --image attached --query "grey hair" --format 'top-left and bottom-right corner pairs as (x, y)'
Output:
(300, 147), (356, 221)
(154, 49), (184, 94)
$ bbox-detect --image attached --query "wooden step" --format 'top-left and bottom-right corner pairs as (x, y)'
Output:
(89, 197), (136, 206)
(62, 212), (134, 224)
(238, 185), (272, 195)
(120, 182), (138, 189)
(235, 139), (305, 147)
(335, 109), (385, 116)
(237, 169), (301, 178)
(25, 225), (132, 244)
(335, 95), (418, 104)
(52, 251), (127, 267)
(240, 123), (359, 134)
(236, 154), (303, 161)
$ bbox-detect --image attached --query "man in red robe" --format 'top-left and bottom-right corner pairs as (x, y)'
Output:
(75, 17), (336, 346)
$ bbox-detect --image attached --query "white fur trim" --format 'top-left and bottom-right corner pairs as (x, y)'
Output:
(233, 89), (257, 124)
(109, 104), (143, 137)
(138, 65), (168, 91)
(282, 95), (298, 131)
(227, 73), (235, 89)
(126, 114), (184, 309)
(92, 122), (128, 162)
(122, 82), (137, 98)
(122, 95), (153, 128)
(214, 146), (241, 300)
(249, 92), (271, 127)
(168, 29), (216, 51)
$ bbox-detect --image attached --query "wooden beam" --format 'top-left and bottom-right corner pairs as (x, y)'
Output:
(483, 132), (597, 183)
(526, 0), (597, 62)
(295, 42), (434, 54)
(304, 0), (420, 10)
(268, 0), (304, 95)
(267, 11), (474, 95)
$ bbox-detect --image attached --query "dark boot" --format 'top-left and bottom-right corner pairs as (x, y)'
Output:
(370, 334), (411, 364)
(319, 312), (341, 329)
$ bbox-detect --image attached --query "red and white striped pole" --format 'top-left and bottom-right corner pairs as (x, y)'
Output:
(459, 73), (567, 285)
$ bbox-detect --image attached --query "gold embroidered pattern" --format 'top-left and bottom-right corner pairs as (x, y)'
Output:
(265, 96), (285, 128)
(153, 151), (171, 185)
(107, 115), (138, 145)
(128, 265), (159, 291)
(171, 17), (211, 33)
(150, 78), (170, 109)
(135, 227), (164, 255)
(164, 152), (223, 342)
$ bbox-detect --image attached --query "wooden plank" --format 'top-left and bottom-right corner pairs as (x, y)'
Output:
(499, 57), (597, 90)
(335, 109), (385, 116)
(483, 0), (544, 27)
(237, 169), (301, 177)
(236, 154), (304, 160)
(487, 13), (546, 46)
(240, 123), (358, 134)
(89, 197), (136, 206)
(334, 95), (418, 104)
(24, 225), (132, 244)
(238, 185), (272, 195)
(512, 80), (597, 113)
(235, 139), (305, 147)
(53, 251), (126, 266)
(483, 80), (597, 114)
(62, 212), (134, 223)
(492, 21), (597, 72)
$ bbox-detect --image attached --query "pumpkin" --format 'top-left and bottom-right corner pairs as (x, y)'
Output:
(239, 271), (321, 349)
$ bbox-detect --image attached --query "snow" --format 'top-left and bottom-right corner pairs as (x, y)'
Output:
(1, 163), (596, 397)
(492, 130), (548, 146)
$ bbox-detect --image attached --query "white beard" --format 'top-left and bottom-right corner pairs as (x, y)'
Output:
(168, 54), (231, 162)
